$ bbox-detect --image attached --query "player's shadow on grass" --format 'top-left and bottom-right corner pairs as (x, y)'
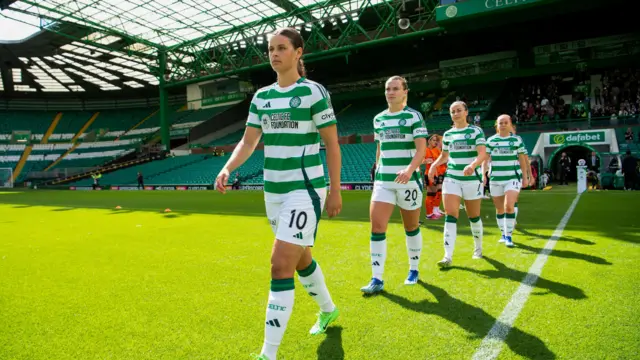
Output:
(450, 256), (586, 300)
(515, 243), (611, 265)
(109, 209), (137, 215)
(516, 227), (594, 245)
(51, 207), (75, 212)
(381, 281), (555, 360)
(317, 326), (344, 360)
(12, 204), (32, 208)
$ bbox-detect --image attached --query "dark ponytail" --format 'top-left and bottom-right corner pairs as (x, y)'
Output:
(273, 27), (306, 77)
(297, 58), (307, 77)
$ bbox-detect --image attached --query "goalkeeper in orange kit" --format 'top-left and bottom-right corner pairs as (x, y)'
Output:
(423, 134), (445, 220)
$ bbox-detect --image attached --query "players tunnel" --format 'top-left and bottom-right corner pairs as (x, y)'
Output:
(548, 143), (601, 182)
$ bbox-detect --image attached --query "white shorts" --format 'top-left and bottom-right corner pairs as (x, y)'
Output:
(490, 180), (521, 197)
(442, 177), (483, 200)
(265, 189), (327, 247)
(371, 184), (422, 211)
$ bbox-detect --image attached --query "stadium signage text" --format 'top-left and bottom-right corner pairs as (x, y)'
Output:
(437, 0), (543, 22)
(202, 92), (246, 107)
(484, 0), (531, 10)
(549, 131), (606, 145)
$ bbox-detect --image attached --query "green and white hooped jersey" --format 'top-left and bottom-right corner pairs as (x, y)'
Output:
(486, 134), (527, 183)
(373, 106), (428, 189)
(246, 77), (336, 201)
(442, 125), (486, 182)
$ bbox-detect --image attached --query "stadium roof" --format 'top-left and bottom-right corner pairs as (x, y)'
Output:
(1, 0), (440, 90)
(3, 0), (390, 48)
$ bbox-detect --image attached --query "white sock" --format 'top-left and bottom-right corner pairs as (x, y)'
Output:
(469, 217), (483, 252)
(370, 233), (387, 281)
(505, 212), (516, 237)
(443, 215), (457, 260)
(261, 279), (295, 360)
(297, 260), (335, 313)
(405, 228), (422, 271)
(496, 213), (506, 237)
(514, 203), (519, 219)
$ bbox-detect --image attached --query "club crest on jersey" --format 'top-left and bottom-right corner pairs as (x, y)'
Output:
(289, 96), (302, 108)
(465, 133), (472, 139)
(399, 119), (407, 126)
(509, 141), (515, 146)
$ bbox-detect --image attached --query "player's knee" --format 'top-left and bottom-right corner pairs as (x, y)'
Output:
(371, 222), (387, 234)
(270, 257), (295, 279)
(404, 224), (420, 233)
(505, 203), (515, 213)
(445, 209), (459, 218)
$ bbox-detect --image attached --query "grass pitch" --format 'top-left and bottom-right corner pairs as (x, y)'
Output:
(0, 188), (638, 359)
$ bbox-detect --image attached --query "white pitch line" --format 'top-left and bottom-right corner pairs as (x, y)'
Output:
(472, 193), (582, 360)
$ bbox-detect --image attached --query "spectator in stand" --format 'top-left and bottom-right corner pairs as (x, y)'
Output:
(625, 127), (634, 144)
(594, 86), (601, 105)
(622, 150), (638, 190)
(474, 113), (481, 126)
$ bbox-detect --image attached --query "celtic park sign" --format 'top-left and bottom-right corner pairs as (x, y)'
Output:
(549, 131), (606, 145)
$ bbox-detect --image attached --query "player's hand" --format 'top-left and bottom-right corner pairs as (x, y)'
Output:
(215, 168), (230, 194)
(395, 168), (412, 184)
(521, 178), (528, 188)
(424, 158), (434, 165)
(326, 189), (342, 218)
(482, 175), (487, 185)
(427, 166), (437, 184)
(463, 165), (475, 176)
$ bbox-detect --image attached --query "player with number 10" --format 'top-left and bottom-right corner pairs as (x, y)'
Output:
(215, 27), (342, 360)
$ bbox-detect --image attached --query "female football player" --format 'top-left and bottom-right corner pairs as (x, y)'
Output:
(215, 27), (342, 360)
(361, 76), (428, 294)
(428, 101), (488, 267)
(482, 115), (529, 247)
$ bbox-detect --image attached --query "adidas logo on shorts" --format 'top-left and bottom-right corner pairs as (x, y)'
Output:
(294, 232), (303, 240)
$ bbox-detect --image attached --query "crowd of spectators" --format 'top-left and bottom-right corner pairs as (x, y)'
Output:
(590, 68), (640, 119)
(510, 67), (640, 125)
(512, 76), (570, 124)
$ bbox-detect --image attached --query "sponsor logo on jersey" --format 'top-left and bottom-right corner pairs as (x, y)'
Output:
(414, 128), (428, 136)
(382, 128), (405, 140)
(452, 142), (473, 151)
(321, 111), (335, 121)
(263, 112), (298, 129)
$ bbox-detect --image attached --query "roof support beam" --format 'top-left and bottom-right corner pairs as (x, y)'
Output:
(166, 0), (442, 88)
(9, 0), (163, 50)
(267, 0), (316, 22)
(170, 0), (345, 51)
